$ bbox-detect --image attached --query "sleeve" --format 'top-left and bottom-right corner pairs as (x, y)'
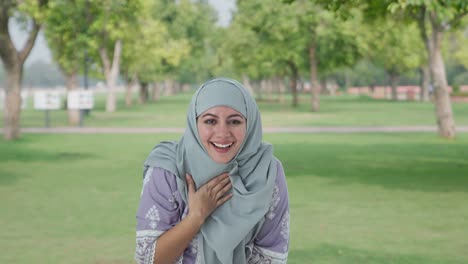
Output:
(135, 167), (183, 264)
(247, 160), (290, 264)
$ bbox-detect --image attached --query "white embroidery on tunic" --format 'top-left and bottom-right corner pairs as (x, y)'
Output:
(135, 230), (164, 264)
(168, 191), (179, 209)
(145, 205), (160, 229)
(141, 167), (153, 197)
(267, 184), (280, 220)
(246, 242), (288, 264)
(188, 234), (202, 264)
(246, 243), (272, 264)
(280, 211), (290, 252)
(190, 236), (198, 255)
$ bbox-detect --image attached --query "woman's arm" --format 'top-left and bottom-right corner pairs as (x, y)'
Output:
(153, 173), (232, 264)
(246, 160), (290, 264)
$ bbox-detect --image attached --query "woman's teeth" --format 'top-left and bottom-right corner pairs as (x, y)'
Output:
(212, 142), (233, 148)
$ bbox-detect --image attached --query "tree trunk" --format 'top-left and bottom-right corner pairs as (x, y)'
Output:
(242, 75), (255, 96)
(152, 82), (161, 102)
(174, 81), (181, 94)
(266, 78), (273, 101)
(288, 61), (299, 107)
(65, 72), (80, 126)
(278, 76), (286, 103)
(3, 65), (22, 139)
(320, 79), (326, 95)
(309, 41), (320, 112)
(389, 72), (399, 101)
(429, 16), (456, 139)
(250, 81), (260, 100)
(139, 82), (149, 104)
(260, 79), (267, 101)
(0, 8), (41, 140)
(164, 79), (174, 96)
(344, 69), (351, 91)
(99, 39), (122, 113)
(125, 73), (137, 108)
(272, 76), (281, 101)
(418, 9), (456, 138)
(419, 66), (430, 102)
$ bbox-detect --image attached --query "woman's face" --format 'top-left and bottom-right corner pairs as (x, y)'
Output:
(197, 106), (247, 164)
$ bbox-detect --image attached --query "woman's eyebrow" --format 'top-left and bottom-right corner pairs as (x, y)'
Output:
(227, 114), (243, 119)
(200, 113), (218, 118)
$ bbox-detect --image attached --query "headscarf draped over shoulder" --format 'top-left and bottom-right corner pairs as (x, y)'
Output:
(144, 77), (277, 264)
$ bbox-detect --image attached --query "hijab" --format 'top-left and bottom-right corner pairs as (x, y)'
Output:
(144, 77), (277, 263)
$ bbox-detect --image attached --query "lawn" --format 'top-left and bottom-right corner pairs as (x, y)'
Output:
(1, 133), (467, 263)
(5, 91), (468, 128)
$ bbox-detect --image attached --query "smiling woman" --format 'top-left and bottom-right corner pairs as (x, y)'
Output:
(197, 106), (246, 163)
(135, 77), (290, 264)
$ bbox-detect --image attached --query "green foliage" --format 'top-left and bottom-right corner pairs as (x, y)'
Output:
(120, 0), (190, 83)
(168, 0), (220, 83)
(44, 0), (142, 79)
(450, 24), (468, 70)
(227, 0), (307, 79)
(45, 0), (90, 74)
(226, 0), (366, 82)
(16, 0), (49, 23)
(366, 19), (423, 76)
(388, 0), (468, 25)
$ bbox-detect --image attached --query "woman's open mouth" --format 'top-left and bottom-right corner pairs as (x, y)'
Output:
(211, 142), (234, 153)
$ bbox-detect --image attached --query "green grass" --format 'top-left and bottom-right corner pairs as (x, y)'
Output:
(1, 133), (467, 263)
(5, 92), (468, 128)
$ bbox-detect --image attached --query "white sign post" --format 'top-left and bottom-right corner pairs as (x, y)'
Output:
(34, 91), (62, 127)
(68, 90), (94, 127)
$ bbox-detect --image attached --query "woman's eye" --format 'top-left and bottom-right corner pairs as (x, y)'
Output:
(204, 119), (216, 125)
(229, 119), (243, 125)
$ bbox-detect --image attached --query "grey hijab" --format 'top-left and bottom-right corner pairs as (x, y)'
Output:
(144, 77), (277, 264)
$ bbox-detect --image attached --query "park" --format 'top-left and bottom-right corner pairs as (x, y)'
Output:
(1, 92), (468, 263)
(1, 0), (468, 264)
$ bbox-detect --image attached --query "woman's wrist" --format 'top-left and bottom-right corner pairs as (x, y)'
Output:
(186, 211), (206, 228)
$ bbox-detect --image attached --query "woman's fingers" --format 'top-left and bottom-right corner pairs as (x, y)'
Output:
(190, 172), (232, 204)
(206, 173), (229, 190)
(215, 179), (232, 200)
(216, 193), (233, 207)
(211, 176), (231, 195)
(186, 173), (233, 221)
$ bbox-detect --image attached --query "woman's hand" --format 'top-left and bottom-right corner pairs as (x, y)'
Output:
(185, 173), (233, 226)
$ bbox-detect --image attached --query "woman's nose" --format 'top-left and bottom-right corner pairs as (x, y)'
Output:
(215, 122), (231, 136)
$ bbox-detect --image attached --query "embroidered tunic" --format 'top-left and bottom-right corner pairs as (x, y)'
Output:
(135, 162), (290, 264)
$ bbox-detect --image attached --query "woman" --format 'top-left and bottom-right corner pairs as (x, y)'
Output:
(135, 77), (289, 264)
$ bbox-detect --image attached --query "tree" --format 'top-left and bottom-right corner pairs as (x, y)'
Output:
(170, 0), (219, 85)
(366, 19), (422, 100)
(85, 0), (140, 112)
(228, 0), (365, 109)
(45, 0), (90, 126)
(119, 0), (190, 104)
(228, 0), (308, 106)
(294, 1), (364, 111)
(390, 1), (468, 139)
(0, 0), (48, 140)
(321, 0), (468, 138)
